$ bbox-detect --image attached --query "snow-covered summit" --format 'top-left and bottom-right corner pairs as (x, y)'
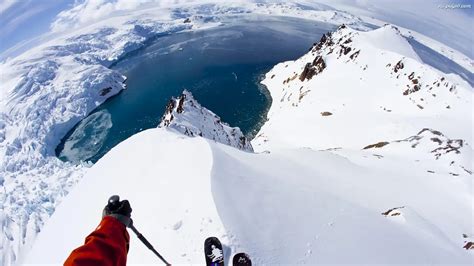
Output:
(159, 90), (253, 152)
(357, 24), (422, 62)
(253, 24), (473, 159)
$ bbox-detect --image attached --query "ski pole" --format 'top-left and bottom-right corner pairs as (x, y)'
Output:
(129, 220), (172, 266)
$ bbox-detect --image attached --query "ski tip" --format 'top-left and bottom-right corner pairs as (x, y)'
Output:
(204, 236), (222, 247)
(233, 252), (252, 266)
(204, 237), (224, 266)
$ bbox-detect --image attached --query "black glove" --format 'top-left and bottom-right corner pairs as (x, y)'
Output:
(103, 195), (132, 227)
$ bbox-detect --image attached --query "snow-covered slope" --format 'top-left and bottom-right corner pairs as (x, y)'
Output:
(253, 24), (473, 166)
(1, 4), (371, 263)
(159, 90), (253, 152)
(24, 127), (473, 264)
(2, 1), (473, 265)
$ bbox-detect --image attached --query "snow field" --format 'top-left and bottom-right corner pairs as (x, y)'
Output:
(25, 128), (473, 264)
(25, 129), (226, 265)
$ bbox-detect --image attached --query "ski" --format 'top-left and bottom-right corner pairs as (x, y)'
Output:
(204, 237), (225, 266)
(233, 252), (252, 266)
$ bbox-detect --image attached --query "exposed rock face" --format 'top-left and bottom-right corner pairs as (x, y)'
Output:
(464, 242), (474, 250)
(339, 45), (351, 56)
(402, 128), (465, 159)
(299, 23), (378, 82)
(312, 32), (334, 52)
(363, 141), (389, 149)
(160, 90), (253, 152)
(381, 206), (405, 216)
(299, 56), (326, 81)
(393, 60), (404, 72)
(299, 63), (312, 81)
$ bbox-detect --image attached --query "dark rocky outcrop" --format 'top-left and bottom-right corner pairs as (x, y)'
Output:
(339, 45), (352, 56)
(299, 56), (326, 81)
(312, 32), (334, 52)
(299, 63), (313, 81)
(162, 99), (176, 126)
(401, 128), (465, 159)
(394, 60), (404, 73)
(363, 141), (390, 149)
(463, 242), (474, 250)
(349, 50), (360, 60)
(381, 206), (405, 216)
(176, 94), (185, 113)
(403, 85), (421, 95)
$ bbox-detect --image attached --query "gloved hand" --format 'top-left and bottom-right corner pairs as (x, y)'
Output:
(103, 195), (132, 227)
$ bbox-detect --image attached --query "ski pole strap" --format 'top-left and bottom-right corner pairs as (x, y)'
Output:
(129, 222), (172, 266)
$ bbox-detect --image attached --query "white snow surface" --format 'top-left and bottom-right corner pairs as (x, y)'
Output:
(24, 127), (472, 264)
(1, 1), (473, 265)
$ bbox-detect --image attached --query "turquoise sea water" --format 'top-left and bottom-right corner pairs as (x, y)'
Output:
(57, 17), (336, 163)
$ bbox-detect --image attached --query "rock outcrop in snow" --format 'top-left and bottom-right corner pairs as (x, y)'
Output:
(363, 128), (472, 176)
(160, 91), (253, 152)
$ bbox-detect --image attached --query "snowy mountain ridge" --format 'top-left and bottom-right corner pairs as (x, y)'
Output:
(1, 1), (473, 265)
(254, 25), (472, 162)
(160, 90), (253, 152)
(25, 117), (474, 264)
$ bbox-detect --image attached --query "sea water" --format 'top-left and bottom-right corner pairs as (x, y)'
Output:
(56, 17), (335, 163)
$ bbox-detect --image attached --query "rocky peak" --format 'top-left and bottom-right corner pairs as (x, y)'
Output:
(300, 24), (362, 81)
(160, 90), (253, 152)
